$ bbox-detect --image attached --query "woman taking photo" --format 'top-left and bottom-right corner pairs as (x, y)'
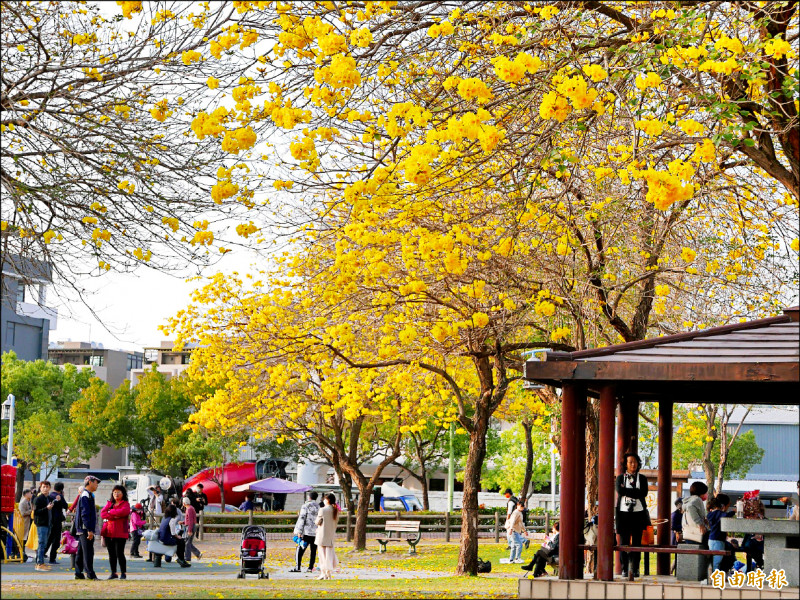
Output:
(314, 493), (339, 580)
(100, 485), (131, 580)
(615, 453), (649, 579)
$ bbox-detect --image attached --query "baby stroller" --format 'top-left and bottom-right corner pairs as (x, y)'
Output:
(237, 525), (268, 579)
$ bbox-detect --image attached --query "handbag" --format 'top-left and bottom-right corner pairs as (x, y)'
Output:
(100, 520), (110, 538)
(25, 523), (38, 550)
(477, 558), (492, 573)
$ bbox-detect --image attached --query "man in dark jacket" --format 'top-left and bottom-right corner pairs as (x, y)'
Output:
(32, 481), (54, 571)
(195, 484), (209, 512)
(45, 482), (69, 564)
(74, 476), (100, 580)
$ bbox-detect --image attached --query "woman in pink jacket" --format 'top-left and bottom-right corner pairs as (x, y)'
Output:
(128, 503), (147, 558)
(100, 485), (131, 580)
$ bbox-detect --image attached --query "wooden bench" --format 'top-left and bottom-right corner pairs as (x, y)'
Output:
(579, 545), (732, 581)
(376, 520), (422, 555)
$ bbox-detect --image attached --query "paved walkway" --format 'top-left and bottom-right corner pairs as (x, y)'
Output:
(0, 555), (451, 582)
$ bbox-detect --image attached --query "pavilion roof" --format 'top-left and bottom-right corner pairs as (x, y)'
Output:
(524, 308), (799, 405)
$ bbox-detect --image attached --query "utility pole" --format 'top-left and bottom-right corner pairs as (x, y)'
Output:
(447, 421), (455, 513)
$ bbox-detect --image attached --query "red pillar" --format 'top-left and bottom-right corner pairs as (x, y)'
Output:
(615, 401), (626, 575)
(597, 385), (616, 581)
(657, 400), (673, 575)
(559, 383), (578, 579)
(574, 389), (587, 578)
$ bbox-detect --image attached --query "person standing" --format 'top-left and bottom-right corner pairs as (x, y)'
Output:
(181, 497), (202, 562)
(506, 499), (528, 564)
(184, 487), (202, 514)
(19, 488), (33, 563)
(615, 453), (649, 579)
(239, 493), (255, 512)
(75, 476), (100, 580)
(100, 485), (131, 580)
(290, 491), (319, 573)
(195, 484), (209, 512)
(314, 493), (339, 580)
(670, 498), (683, 574)
(682, 481), (709, 547)
(32, 481), (55, 572)
(151, 487), (164, 521)
(45, 482), (69, 565)
(129, 503), (147, 558)
(503, 488), (517, 549)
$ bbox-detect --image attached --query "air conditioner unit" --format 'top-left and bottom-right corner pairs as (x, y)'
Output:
(522, 348), (550, 390)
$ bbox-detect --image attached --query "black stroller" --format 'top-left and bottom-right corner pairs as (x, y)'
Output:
(237, 525), (268, 579)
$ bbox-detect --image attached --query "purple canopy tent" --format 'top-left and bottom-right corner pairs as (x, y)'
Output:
(242, 478), (312, 494)
(232, 477), (313, 510)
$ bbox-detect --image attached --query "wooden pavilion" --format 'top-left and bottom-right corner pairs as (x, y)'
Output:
(524, 307), (800, 581)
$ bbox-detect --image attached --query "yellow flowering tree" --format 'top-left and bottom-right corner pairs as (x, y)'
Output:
(170, 1), (797, 575)
(167, 2), (798, 573)
(166, 271), (463, 550)
(674, 404), (764, 497)
(0, 0), (256, 301)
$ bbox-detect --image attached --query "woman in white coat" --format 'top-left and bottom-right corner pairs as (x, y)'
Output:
(314, 493), (339, 580)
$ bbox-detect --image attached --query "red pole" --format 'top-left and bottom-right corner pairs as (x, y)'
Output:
(657, 400), (673, 575)
(559, 384), (578, 579)
(574, 390), (587, 579)
(597, 385), (616, 581)
(615, 401), (625, 575)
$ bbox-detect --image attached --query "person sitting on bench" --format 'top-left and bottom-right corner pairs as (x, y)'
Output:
(521, 522), (559, 577)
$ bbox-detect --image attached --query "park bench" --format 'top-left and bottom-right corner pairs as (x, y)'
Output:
(376, 520), (422, 555)
(579, 544), (732, 581)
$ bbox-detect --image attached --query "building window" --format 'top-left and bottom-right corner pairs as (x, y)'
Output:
(144, 349), (159, 363)
(89, 355), (104, 367)
(181, 353), (191, 365)
(16, 285), (24, 304)
(127, 354), (143, 370)
(5, 322), (15, 345)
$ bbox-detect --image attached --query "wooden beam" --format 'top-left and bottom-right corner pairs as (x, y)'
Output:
(525, 360), (799, 383)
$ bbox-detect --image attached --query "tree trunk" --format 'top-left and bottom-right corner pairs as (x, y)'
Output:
(351, 480), (375, 551)
(585, 399), (599, 517)
(15, 461), (27, 502)
(456, 412), (489, 576)
(419, 467), (430, 511)
(702, 405), (719, 497)
(520, 419), (534, 501)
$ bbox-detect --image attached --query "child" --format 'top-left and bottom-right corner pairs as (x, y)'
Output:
(706, 494), (735, 572)
(59, 529), (79, 569)
(129, 503), (147, 558)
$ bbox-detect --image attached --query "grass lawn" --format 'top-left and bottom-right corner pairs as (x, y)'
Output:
(0, 577), (518, 599)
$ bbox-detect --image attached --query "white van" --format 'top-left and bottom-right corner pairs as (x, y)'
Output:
(120, 472), (163, 506)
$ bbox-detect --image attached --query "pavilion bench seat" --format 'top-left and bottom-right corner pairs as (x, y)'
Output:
(578, 544), (732, 581)
(376, 520), (422, 555)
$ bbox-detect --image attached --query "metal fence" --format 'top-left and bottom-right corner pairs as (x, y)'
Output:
(63, 509), (558, 543)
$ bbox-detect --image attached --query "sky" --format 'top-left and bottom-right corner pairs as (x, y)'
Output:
(49, 249), (259, 352)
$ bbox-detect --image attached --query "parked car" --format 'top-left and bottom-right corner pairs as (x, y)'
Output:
(200, 503), (243, 513)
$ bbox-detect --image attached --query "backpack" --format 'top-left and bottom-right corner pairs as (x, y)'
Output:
(477, 558), (492, 573)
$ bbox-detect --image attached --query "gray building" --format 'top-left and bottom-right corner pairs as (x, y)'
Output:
(49, 341), (144, 392)
(1, 255), (56, 361)
(727, 406), (799, 481)
(48, 341), (144, 470)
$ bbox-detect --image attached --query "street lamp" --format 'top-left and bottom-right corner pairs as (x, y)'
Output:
(2, 394), (15, 466)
